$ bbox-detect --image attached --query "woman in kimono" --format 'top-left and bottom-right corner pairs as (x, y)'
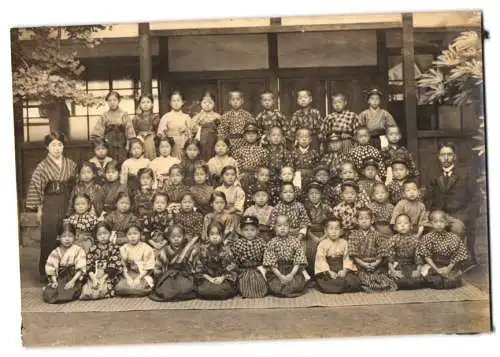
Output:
(132, 94), (160, 160)
(26, 132), (77, 280)
(90, 91), (136, 164)
(192, 92), (221, 161)
(43, 221), (86, 304)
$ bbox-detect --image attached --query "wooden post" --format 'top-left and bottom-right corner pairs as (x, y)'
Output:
(139, 23), (153, 96)
(402, 13), (418, 165)
(158, 36), (169, 115)
(376, 29), (389, 108)
(267, 32), (279, 105)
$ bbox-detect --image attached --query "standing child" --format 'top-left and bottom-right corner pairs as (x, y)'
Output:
(243, 185), (274, 242)
(132, 168), (156, 219)
(314, 218), (361, 294)
(358, 158), (380, 200)
(120, 137), (151, 195)
(115, 223), (156, 297)
(192, 92), (221, 161)
(157, 91), (194, 159)
(348, 208), (398, 292)
(255, 91), (288, 146)
(264, 215), (309, 298)
(367, 183), (394, 238)
(266, 126), (292, 182)
(180, 139), (202, 187)
(358, 89), (397, 149)
(90, 91), (136, 164)
(333, 181), (364, 233)
(89, 138), (113, 186)
(348, 126), (386, 180)
(230, 216), (268, 298)
(80, 222), (123, 300)
(202, 191), (236, 242)
(43, 221), (86, 304)
(217, 90), (255, 152)
(206, 137), (239, 186)
(321, 93), (361, 155)
(290, 128), (320, 186)
(149, 224), (199, 301)
(386, 214), (425, 290)
(215, 165), (246, 218)
(69, 161), (105, 217)
(190, 162), (215, 216)
(417, 210), (473, 289)
(67, 193), (99, 253)
(173, 193), (204, 241)
(104, 193), (139, 246)
(289, 90), (322, 152)
(387, 157), (411, 205)
(142, 192), (173, 242)
(195, 222), (238, 300)
(390, 180), (427, 237)
(382, 125), (419, 184)
(148, 136), (180, 191)
(161, 164), (190, 213)
(101, 160), (128, 214)
(132, 94), (160, 160)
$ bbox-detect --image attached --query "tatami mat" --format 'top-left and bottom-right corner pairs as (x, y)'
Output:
(21, 283), (488, 313)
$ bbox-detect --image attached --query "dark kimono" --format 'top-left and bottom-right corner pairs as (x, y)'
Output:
(218, 109), (256, 152)
(143, 211), (173, 240)
(381, 145), (419, 179)
(367, 201), (394, 238)
(194, 243), (238, 300)
(80, 242), (123, 300)
(263, 235), (308, 298)
(385, 233), (425, 290)
(67, 213), (99, 253)
(69, 181), (105, 217)
(192, 111), (221, 161)
(290, 146), (320, 185)
(132, 112), (160, 161)
(230, 235), (268, 298)
(180, 157), (199, 187)
(202, 212), (236, 243)
(304, 201), (334, 275)
(348, 229), (397, 293)
(320, 151), (350, 178)
(102, 181), (128, 213)
(174, 210), (204, 240)
(267, 145), (292, 182)
(133, 188), (155, 218)
(104, 211), (140, 245)
(233, 144), (269, 188)
(321, 110), (361, 155)
(161, 183), (190, 204)
(149, 237), (199, 302)
(268, 201), (311, 239)
(347, 144), (386, 180)
(289, 107), (322, 151)
(190, 184), (215, 216)
(89, 156), (113, 186)
(387, 180), (406, 206)
(255, 108), (288, 145)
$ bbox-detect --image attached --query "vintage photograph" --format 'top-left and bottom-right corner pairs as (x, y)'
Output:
(12, 10), (491, 347)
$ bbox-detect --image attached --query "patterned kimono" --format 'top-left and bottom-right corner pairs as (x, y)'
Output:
(348, 229), (397, 292)
(90, 108), (136, 164)
(267, 145), (292, 181)
(43, 245), (86, 304)
(367, 201), (394, 237)
(190, 184), (215, 216)
(218, 109), (255, 151)
(347, 144), (386, 179)
(314, 238), (361, 294)
(387, 179), (406, 205)
(174, 210), (204, 240)
(157, 111), (194, 159)
(230, 235), (268, 298)
(148, 156), (181, 190)
(358, 178), (377, 201)
(269, 181), (303, 207)
(26, 156), (77, 276)
(206, 155), (239, 186)
(215, 184), (246, 216)
(104, 211), (140, 245)
(194, 243), (238, 300)
(358, 107), (397, 148)
(192, 111), (221, 161)
(385, 233), (425, 290)
(133, 188), (155, 218)
(120, 157), (151, 195)
(102, 180), (128, 213)
(161, 183), (190, 205)
(381, 145), (419, 179)
(417, 231), (471, 289)
(80, 242), (123, 300)
(333, 202), (362, 232)
(143, 211), (173, 240)
(304, 201), (334, 275)
(243, 205), (274, 241)
(243, 180), (270, 209)
(390, 199), (428, 232)
(148, 239), (168, 278)
(329, 182), (370, 208)
(289, 107), (322, 151)
(132, 112), (160, 160)
(89, 156), (113, 186)
(233, 144), (269, 187)
(290, 146), (320, 185)
(67, 213), (99, 253)
(68, 181), (105, 217)
(149, 237), (199, 302)
(255, 109), (288, 145)
(321, 110), (361, 154)
(320, 151), (350, 178)
(268, 200), (311, 238)
(263, 235), (308, 297)
(115, 242), (156, 297)
(202, 212), (236, 243)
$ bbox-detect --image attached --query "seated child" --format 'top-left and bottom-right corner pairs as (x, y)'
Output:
(417, 210), (473, 290)
(358, 157), (380, 199)
(314, 218), (361, 294)
(132, 167), (156, 218)
(329, 162), (370, 207)
(207, 137), (239, 187)
(367, 183), (394, 238)
(244, 166), (271, 209)
(305, 165), (335, 205)
(101, 160), (128, 214)
(386, 214), (425, 290)
(69, 161), (105, 217)
(173, 193), (204, 241)
(120, 137), (151, 196)
(348, 208), (398, 292)
(80, 222), (123, 300)
(148, 136), (180, 190)
(194, 222), (238, 300)
(143, 192), (173, 242)
(189, 162), (215, 216)
(105, 193), (140, 246)
(202, 191), (236, 243)
(230, 216), (269, 298)
(263, 215), (309, 298)
(161, 164), (190, 214)
(43, 221), (86, 304)
(382, 125), (419, 184)
(115, 223), (156, 297)
(215, 165), (245, 218)
(89, 138), (113, 186)
(149, 224), (199, 302)
(333, 181), (364, 232)
(390, 180), (427, 237)
(67, 193), (99, 253)
(387, 157), (411, 205)
(290, 128), (320, 186)
(348, 126), (386, 181)
(266, 126), (292, 182)
(243, 185), (274, 242)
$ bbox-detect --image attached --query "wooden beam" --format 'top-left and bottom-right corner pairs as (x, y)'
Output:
(277, 66), (378, 78)
(376, 29), (389, 108)
(158, 37), (170, 115)
(402, 13), (419, 165)
(13, 101), (24, 222)
(416, 129), (477, 138)
(139, 23), (153, 96)
(267, 32), (279, 98)
(167, 69), (270, 80)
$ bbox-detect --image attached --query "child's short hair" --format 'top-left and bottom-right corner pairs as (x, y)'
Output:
(220, 165), (237, 177)
(228, 90), (244, 99)
(322, 217), (343, 230)
(92, 137), (109, 150)
(252, 185), (270, 196)
(169, 90), (184, 101)
(429, 210), (449, 223)
(332, 93), (347, 101)
(296, 89), (312, 97)
(371, 182), (388, 198)
(275, 214), (290, 225)
(78, 161), (98, 176)
(183, 138), (201, 153)
(394, 213), (411, 225)
(93, 221), (111, 237)
(356, 207), (373, 219)
(209, 191), (227, 205)
(215, 136), (231, 149)
(180, 192), (195, 202)
(260, 90), (275, 99)
(152, 192), (168, 204)
(137, 167), (154, 180)
(281, 165), (295, 174)
(403, 180), (418, 189)
(268, 125), (283, 134)
(314, 165), (330, 176)
(281, 182), (296, 192)
(165, 224), (185, 240)
(194, 161), (210, 177)
(72, 193), (92, 211)
(155, 135), (175, 150)
(255, 166), (270, 175)
(296, 127), (311, 136)
(104, 159), (120, 173)
(129, 137), (145, 150)
(115, 192), (131, 206)
(341, 180), (359, 193)
(58, 220), (76, 236)
(169, 164), (183, 176)
(356, 126), (370, 135)
(386, 125), (400, 135)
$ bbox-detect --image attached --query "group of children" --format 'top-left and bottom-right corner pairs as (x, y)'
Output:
(41, 87), (474, 304)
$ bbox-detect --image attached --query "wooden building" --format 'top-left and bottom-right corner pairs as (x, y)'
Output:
(15, 11), (483, 208)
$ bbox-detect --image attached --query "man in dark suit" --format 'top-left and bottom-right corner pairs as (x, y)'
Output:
(425, 142), (479, 264)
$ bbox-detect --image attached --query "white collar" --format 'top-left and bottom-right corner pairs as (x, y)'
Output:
(299, 146), (310, 153)
(443, 164), (455, 174)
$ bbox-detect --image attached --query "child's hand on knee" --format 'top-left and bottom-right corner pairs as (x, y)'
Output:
(328, 271), (338, 279)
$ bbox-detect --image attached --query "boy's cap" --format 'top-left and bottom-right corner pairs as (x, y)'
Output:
(307, 181), (324, 192)
(240, 215), (259, 228)
(390, 156), (409, 166)
(313, 165), (330, 175)
(361, 158), (378, 168)
(366, 88), (383, 98)
(329, 133), (340, 141)
(244, 123), (260, 133)
(341, 180), (359, 192)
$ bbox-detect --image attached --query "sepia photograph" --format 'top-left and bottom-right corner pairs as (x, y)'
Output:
(10, 8), (492, 347)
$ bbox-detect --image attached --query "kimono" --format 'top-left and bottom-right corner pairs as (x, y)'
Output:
(157, 111), (194, 159)
(120, 157), (151, 195)
(89, 156), (113, 186)
(218, 109), (255, 152)
(269, 181), (303, 207)
(320, 151), (350, 178)
(244, 205), (274, 241)
(194, 242), (238, 300)
(304, 201), (335, 275)
(347, 144), (386, 179)
(148, 239), (169, 278)
(329, 182), (370, 208)
(67, 213), (99, 253)
(358, 178), (377, 200)
(115, 242), (156, 296)
(133, 188), (155, 218)
(314, 238), (361, 294)
(202, 212), (236, 242)
(26, 156), (77, 276)
(233, 144), (269, 187)
(390, 199), (428, 232)
(387, 179), (406, 206)
(358, 107), (397, 148)
(43, 244), (86, 304)
(148, 156), (181, 190)
(381, 145), (419, 179)
(68, 181), (105, 217)
(289, 107), (322, 151)
(243, 180), (270, 209)
(180, 157), (199, 187)
(321, 110), (361, 154)
(190, 184), (215, 216)
(416, 231), (471, 289)
(132, 112), (160, 160)
(173, 210), (204, 240)
(263, 235), (308, 297)
(143, 211), (173, 240)
(206, 155), (239, 186)
(367, 201), (394, 237)
(385, 233), (425, 290)
(333, 202), (362, 231)
(90, 108), (136, 164)
(104, 211), (140, 245)
(229, 235), (268, 298)
(101, 180), (128, 213)
(161, 183), (190, 215)
(290, 146), (320, 185)
(215, 184), (246, 216)
(149, 237), (199, 301)
(268, 200), (311, 239)
(267, 145), (292, 181)
(255, 109), (288, 138)
(192, 111), (221, 161)
(348, 229), (397, 292)
(80, 242), (123, 300)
